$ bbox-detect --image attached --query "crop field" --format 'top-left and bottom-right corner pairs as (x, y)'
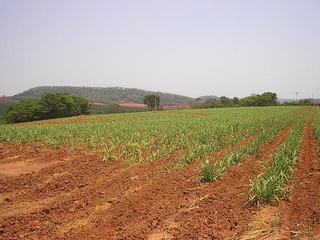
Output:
(0, 106), (320, 239)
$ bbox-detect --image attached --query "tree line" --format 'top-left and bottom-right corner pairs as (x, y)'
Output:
(193, 92), (278, 108)
(14, 86), (193, 105)
(5, 93), (90, 123)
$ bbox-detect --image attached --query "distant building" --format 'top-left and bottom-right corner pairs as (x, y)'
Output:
(0, 95), (12, 102)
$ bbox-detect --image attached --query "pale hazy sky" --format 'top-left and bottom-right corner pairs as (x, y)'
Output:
(1, 0), (320, 99)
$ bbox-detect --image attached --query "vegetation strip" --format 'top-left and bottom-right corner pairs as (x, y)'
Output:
(176, 109), (297, 169)
(280, 112), (320, 237)
(313, 111), (320, 155)
(198, 116), (299, 182)
(249, 114), (310, 204)
(0, 107), (299, 167)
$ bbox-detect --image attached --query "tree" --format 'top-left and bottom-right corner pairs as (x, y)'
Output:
(40, 93), (77, 119)
(74, 96), (91, 115)
(155, 95), (160, 109)
(219, 96), (232, 106)
(143, 95), (160, 111)
(240, 95), (258, 106)
(239, 92), (277, 107)
(258, 92), (277, 106)
(5, 93), (90, 123)
(5, 99), (43, 123)
(40, 93), (90, 119)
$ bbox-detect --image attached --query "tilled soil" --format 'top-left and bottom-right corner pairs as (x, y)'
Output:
(159, 128), (291, 240)
(238, 117), (320, 240)
(280, 118), (320, 238)
(0, 122), (319, 240)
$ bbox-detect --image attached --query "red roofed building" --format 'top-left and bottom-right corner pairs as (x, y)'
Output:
(0, 95), (12, 102)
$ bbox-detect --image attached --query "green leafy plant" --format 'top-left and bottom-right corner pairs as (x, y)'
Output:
(249, 116), (307, 204)
(199, 160), (216, 182)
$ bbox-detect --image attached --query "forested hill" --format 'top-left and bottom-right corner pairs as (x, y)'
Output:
(13, 86), (194, 105)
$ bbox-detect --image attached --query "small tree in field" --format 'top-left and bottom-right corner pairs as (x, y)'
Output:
(143, 95), (160, 111)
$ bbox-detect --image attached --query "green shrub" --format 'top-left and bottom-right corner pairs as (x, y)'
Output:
(5, 99), (43, 123)
(5, 93), (90, 123)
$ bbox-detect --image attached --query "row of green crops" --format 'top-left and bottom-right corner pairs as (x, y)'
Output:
(314, 110), (320, 155)
(198, 115), (296, 183)
(197, 107), (311, 182)
(0, 106), (308, 166)
(175, 107), (312, 168)
(249, 113), (310, 204)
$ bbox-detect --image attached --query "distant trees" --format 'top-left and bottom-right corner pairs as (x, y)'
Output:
(282, 99), (313, 106)
(193, 92), (278, 109)
(241, 92), (277, 106)
(192, 99), (215, 109)
(259, 92), (278, 106)
(219, 96), (232, 106)
(5, 99), (43, 123)
(5, 93), (90, 123)
(0, 101), (16, 117)
(143, 95), (160, 111)
(14, 86), (193, 105)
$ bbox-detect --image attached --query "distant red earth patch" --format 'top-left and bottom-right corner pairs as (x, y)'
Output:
(118, 102), (148, 109)
(0, 95), (13, 102)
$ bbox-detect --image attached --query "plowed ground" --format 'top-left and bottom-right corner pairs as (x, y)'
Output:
(0, 121), (320, 240)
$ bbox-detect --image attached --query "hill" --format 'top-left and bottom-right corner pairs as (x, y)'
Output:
(13, 86), (194, 105)
(195, 95), (219, 101)
(278, 99), (296, 104)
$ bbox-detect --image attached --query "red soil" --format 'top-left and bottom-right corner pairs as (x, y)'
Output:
(280, 118), (320, 238)
(118, 102), (148, 109)
(158, 128), (291, 240)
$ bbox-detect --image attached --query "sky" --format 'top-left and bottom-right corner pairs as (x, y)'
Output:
(0, 0), (320, 99)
